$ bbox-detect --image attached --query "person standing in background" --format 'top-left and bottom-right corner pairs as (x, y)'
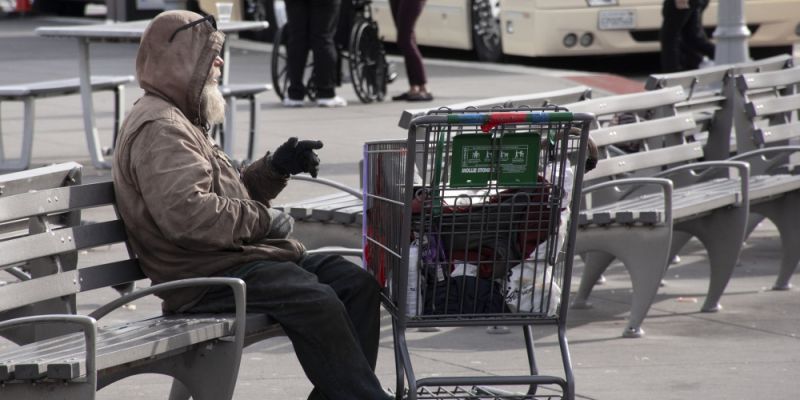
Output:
(659, 0), (715, 73)
(283, 0), (348, 107)
(390, 0), (433, 102)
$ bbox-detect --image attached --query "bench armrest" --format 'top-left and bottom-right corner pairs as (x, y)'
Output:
(729, 145), (800, 176)
(290, 175), (362, 199)
(89, 277), (247, 349)
(656, 161), (750, 205)
(0, 315), (97, 386)
(582, 177), (674, 225)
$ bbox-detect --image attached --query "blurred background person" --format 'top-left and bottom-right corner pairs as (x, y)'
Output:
(284, 0), (348, 107)
(660, 0), (715, 73)
(390, 0), (433, 102)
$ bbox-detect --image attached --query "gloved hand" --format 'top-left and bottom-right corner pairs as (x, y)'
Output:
(266, 208), (294, 239)
(270, 137), (324, 178)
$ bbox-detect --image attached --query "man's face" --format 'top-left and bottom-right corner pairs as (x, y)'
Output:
(200, 55), (226, 125)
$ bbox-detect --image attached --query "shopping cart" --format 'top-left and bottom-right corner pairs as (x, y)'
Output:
(363, 109), (594, 400)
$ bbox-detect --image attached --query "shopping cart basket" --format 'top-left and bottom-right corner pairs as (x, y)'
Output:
(363, 110), (594, 400)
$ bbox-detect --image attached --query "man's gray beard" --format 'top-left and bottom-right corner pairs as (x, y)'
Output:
(200, 83), (226, 125)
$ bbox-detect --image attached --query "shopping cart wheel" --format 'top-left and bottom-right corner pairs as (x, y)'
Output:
(348, 19), (388, 103)
(271, 24), (316, 101)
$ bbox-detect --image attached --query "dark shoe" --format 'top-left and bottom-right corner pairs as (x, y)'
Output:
(406, 91), (433, 102)
(391, 92), (410, 101)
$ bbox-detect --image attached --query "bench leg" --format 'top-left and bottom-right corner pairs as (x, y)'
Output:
(0, 98), (35, 172)
(111, 84), (126, 152)
(751, 192), (800, 290)
(676, 205), (748, 313)
(223, 95), (236, 156)
(97, 339), (242, 400)
(574, 225), (673, 338)
(248, 94), (259, 161)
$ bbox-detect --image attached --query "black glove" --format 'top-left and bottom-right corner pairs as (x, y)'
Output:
(266, 208), (294, 239)
(270, 137), (324, 178)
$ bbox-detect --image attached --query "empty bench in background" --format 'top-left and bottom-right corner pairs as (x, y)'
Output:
(731, 65), (800, 290)
(0, 163), (283, 400)
(563, 87), (750, 337)
(645, 54), (793, 160)
(0, 75), (133, 172)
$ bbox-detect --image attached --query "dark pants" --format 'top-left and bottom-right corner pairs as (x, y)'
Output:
(390, 0), (427, 86)
(187, 254), (388, 400)
(286, 0), (342, 100)
(660, 0), (715, 73)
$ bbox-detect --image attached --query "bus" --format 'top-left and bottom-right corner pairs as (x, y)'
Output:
(370, 0), (800, 62)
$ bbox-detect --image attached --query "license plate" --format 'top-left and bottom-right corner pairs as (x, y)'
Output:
(598, 9), (636, 30)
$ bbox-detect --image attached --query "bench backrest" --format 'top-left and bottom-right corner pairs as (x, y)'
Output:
(0, 165), (144, 344)
(397, 85), (592, 129)
(562, 88), (711, 197)
(735, 65), (800, 155)
(645, 55), (795, 160)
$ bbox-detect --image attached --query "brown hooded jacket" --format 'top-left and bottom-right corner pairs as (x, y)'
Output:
(113, 10), (305, 312)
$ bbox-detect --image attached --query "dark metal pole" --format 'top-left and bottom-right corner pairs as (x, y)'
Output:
(713, 0), (751, 64)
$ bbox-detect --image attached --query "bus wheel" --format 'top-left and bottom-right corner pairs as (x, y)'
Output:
(471, 0), (503, 62)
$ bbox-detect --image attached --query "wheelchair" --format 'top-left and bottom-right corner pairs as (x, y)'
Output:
(270, 0), (395, 103)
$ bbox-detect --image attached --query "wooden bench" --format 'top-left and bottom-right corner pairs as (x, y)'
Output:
(277, 86), (593, 249)
(731, 65), (800, 290)
(0, 163), (283, 400)
(562, 87), (751, 338)
(0, 76), (134, 172)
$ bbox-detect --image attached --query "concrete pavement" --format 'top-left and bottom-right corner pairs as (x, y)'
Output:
(0, 15), (798, 400)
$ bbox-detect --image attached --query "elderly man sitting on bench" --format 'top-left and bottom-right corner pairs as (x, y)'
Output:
(112, 10), (391, 400)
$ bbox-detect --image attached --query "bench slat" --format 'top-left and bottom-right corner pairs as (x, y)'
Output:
(0, 181), (114, 223)
(565, 87), (686, 116)
(737, 66), (800, 91)
(0, 76), (133, 100)
(749, 174), (800, 202)
(0, 220), (127, 268)
(753, 122), (800, 146)
(0, 270), (79, 312)
(77, 260), (146, 292)
(12, 317), (232, 380)
(590, 115), (696, 147)
(586, 143), (704, 180)
(746, 93), (800, 118)
(0, 163), (81, 197)
(310, 198), (363, 222)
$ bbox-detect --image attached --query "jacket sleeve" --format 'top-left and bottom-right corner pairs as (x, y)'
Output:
(130, 120), (274, 251)
(240, 153), (289, 205)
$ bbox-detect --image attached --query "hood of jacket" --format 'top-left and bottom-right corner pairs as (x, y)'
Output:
(136, 10), (225, 127)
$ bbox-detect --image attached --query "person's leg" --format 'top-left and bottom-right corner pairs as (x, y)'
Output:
(299, 253), (382, 369)
(309, 0), (342, 99)
(187, 259), (388, 400)
(286, 0), (311, 100)
(394, 0), (427, 88)
(683, 0), (715, 60)
(660, 0), (691, 72)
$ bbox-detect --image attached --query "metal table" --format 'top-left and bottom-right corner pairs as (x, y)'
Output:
(36, 19), (269, 168)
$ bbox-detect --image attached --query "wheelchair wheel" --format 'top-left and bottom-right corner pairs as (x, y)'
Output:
(271, 25), (317, 101)
(348, 19), (388, 103)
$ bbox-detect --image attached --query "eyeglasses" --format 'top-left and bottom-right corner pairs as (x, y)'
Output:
(168, 14), (217, 43)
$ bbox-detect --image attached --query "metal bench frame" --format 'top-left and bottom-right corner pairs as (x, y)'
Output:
(731, 66), (800, 290)
(563, 87), (751, 338)
(0, 76), (134, 172)
(0, 163), (283, 400)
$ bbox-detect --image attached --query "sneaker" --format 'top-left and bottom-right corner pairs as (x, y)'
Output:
(315, 96), (348, 107)
(282, 97), (304, 107)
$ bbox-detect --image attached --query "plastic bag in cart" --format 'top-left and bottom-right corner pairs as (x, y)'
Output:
(504, 262), (561, 316)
